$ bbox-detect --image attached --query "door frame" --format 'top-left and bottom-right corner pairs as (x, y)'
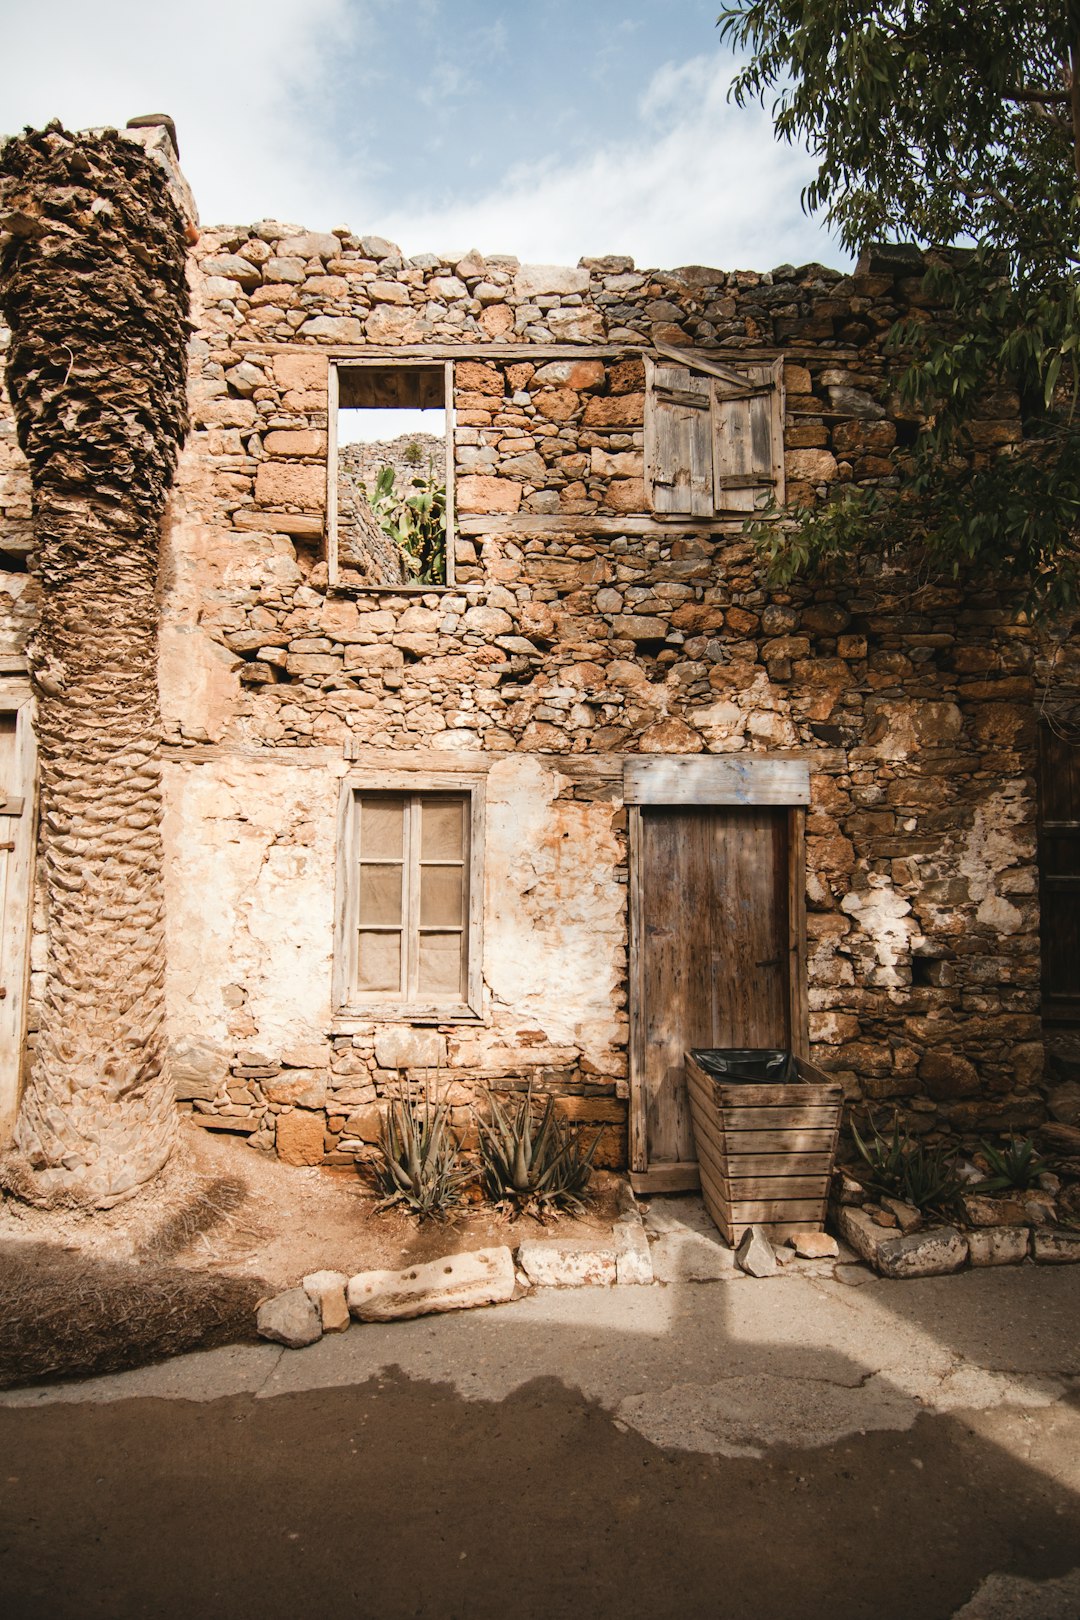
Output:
(625, 755), (810, 1193)
(0, 672), (36, 1148)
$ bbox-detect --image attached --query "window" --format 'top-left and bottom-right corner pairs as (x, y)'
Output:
(644, 344), (784, 517)
(335, 777), (484, 1020)
(327, 361), (455, 591)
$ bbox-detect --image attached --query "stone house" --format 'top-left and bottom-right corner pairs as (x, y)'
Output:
(1, 123), (1076, 1195)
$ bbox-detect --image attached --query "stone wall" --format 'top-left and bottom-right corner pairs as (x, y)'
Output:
(0, 214), (1063, 1171)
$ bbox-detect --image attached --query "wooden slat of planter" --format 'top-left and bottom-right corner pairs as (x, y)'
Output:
(714, 1080), (843, 1108)
(721, 1105), (840, 1129)
(735, 1221), (816, 1244)
(692, 1107), (832, 1179)
(730, 1198), (824, 1224)
(725, 1152), (834, 1177)
(725, 1128), (836, 1153)
(728, 1176), (827, 1200)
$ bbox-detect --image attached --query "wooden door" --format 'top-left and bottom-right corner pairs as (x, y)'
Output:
(1038, 723), (1080, 1023)
(629, 804), (804, 1191)
(0, 690), (35, 1147)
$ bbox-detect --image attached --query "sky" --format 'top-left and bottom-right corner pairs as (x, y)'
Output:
(1, 0), (846, 275)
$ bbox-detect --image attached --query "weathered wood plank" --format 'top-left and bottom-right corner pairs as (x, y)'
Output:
(728, 1176), (829, 1200)
(728, 1198), (825, 1223)
(719, 1152), (834, 1178)
(715, 1128), (837, 1154)
(629, 1162), (700, 1194)
(721, 1105), (841, 1129)
(624, 756), (810, 807)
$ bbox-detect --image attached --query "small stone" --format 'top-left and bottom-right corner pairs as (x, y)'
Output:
(880, 1197), (922, 1234)
(788, 1231), (840, 1259)
(257, 1288), (322, 1348)
(735, 1225), (778, 1277)
(302, 1269), (350, 1332)
(1022, 1194), (1056, 1226)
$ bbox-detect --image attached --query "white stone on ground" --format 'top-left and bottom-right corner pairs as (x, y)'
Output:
(347, 1246), (516, 1321)
(516, 1240), (617, 1289)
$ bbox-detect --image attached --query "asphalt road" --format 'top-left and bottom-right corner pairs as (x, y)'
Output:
(2, 1264), (1079, 1620)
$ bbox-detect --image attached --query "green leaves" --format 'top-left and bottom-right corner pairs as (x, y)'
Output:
(851, 1114), (961, 1212)
(367, 462), (447, 585)
(720, 1), (1080, 616)
(972, 1136), (1048, 1192)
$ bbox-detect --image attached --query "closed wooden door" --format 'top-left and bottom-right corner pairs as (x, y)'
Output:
(1039, 724), (1080, 1023)
(630, 804), (800, 1186)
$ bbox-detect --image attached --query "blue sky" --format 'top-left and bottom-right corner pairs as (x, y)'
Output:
(2, 0), (846, 272)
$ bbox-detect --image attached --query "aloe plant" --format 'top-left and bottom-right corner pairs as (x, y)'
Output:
(374, 1084), (468, 1220)
(851, 1114), (960, 1213)
(477, 1087), (602, 1216)
(367, 464), (446, 584)
(972, 1136), (1047, 1193)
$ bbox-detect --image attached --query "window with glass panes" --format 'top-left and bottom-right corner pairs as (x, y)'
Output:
(353, 792), (470, 1004)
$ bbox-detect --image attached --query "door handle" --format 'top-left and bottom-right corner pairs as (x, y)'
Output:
(755, 957), (781, 968)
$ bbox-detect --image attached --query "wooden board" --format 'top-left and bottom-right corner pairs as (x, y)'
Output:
(629, 1162), (701, 1194)
(624, 756), (810, 807)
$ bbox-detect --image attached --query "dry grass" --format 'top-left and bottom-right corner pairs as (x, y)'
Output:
(0, 1242), (266, 1388)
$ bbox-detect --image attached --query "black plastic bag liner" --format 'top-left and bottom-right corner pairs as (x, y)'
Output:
(688, 1048), (797, 1083)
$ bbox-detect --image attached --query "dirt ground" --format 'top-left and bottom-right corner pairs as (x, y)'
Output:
(0, 1122), (628, 1387)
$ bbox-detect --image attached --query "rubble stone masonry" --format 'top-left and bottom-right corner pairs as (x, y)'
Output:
(0, 205), (1063, 1170)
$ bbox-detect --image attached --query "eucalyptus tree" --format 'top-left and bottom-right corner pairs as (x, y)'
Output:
(718, 2), (1080, 614)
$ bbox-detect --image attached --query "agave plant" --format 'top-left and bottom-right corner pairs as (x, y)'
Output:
(374, 1084), (468, 1220)
(476, 1087), (601, 1217)
(851, 1114), (960, 1213)
(972, 1136), (1047, 1193)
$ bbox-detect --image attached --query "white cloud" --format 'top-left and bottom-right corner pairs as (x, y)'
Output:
(1, 0), (365, 229)
(1, 14), (843, 275)
(374, 52), (844, 272)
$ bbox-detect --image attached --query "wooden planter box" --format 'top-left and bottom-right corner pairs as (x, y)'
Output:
(685, 1050), (843, 1246)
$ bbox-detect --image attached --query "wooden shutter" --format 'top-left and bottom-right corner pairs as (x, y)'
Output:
(646, 345), (785, 517)
(644, 360), (715, 516)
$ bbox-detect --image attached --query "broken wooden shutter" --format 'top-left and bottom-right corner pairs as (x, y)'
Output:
(644, 359), (715, 516)
(710, 356), (785, 513)
(645, 345), (785, 517)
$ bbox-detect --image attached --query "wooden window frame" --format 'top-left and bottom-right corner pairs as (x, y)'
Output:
(327, 358), (457, 591)
(644, 343), (785, 519)
(333, 771), (485, 1023)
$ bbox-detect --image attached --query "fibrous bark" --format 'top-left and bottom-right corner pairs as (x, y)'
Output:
(0, 122), (189, 1206)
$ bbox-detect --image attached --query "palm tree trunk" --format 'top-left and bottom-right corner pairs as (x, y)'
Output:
(0, 121), (190, 1206)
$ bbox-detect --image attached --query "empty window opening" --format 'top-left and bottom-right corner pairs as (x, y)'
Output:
(332, 364), (452, 589)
